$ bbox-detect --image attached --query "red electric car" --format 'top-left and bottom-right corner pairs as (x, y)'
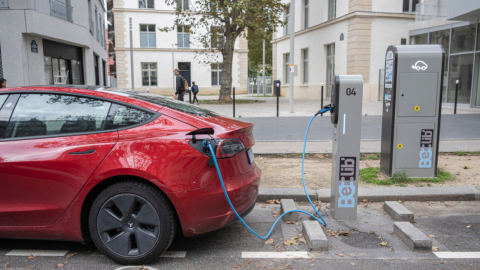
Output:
(0, 86), (260, 264)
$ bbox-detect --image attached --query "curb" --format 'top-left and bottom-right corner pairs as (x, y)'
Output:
(257, 186), (480, 203)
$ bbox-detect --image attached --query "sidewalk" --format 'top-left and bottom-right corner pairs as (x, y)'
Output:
(195, 94), (480, 117)
(257, 186), (480, 202)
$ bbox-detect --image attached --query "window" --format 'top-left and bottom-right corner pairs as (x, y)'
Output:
(211, 26), (225, 49)
(326, 44), (335, 98)
(176, 0), (189, 11)
(139, 0), (154, 9)
(403, 0), (419, 13)
(409, 34), (428, 44)
(105, 104), (154, 129)
(451, 25), (476, 53)
(400, 38), (407, 45)
(88, 0), (94, 35)
(4, 94), (111, 138)
(0, 95), (7, 109)
(302, 49), (308, 84)
(284, 53), (290, 84)
(284, 5), (290, 36)
(211, 63), (222, 86)
(141, 62), (157, 86)
(304, 0), (309, 29)
(177, 25), (190, 48)
(95, 7), (99, 41)
(328, 0), (336, 20)
(140, 24), (156, 48)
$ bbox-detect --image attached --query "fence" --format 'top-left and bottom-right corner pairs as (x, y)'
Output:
(247, 76), (273, 95)
(50, 0), (73, 22)
(415, 0), (447, 22)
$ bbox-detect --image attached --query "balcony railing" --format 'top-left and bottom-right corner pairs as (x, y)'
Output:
(89, 18), (94, 35)
(50, 0), (73, 22)
(415, 0), (447, 22)
(96, 29), (100, 42)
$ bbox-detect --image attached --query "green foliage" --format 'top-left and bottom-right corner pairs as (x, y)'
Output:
(247, 30), (272, 77)
(456, 151), (467, 156)
(359, 167), (453, 186)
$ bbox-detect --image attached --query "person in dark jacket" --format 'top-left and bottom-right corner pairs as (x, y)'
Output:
(0, 78), (6, 88)
(173, 68), (186, 101)
(191, 81), (199, 105)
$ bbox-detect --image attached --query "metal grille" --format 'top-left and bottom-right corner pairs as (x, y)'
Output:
(247, 76), (273, 95)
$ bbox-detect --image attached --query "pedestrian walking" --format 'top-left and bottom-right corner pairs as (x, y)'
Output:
(0, 78), (6, 88)
(173, 68), (187, 102)
(191, 81), (199, 105)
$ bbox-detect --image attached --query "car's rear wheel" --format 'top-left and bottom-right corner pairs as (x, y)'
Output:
(89, 181), (176, 265)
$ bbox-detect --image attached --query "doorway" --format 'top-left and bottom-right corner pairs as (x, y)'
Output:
(102, 60), (107, 86)
(178, 62), (191, 88)
(94, 55), (99, 85)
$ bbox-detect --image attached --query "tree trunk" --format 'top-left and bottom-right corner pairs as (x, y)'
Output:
(218, 38), (236, 102)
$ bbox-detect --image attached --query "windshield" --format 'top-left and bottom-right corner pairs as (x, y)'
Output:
(104, 89), (223, 117)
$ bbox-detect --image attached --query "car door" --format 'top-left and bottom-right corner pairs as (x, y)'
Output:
(0, 92), (118, 226)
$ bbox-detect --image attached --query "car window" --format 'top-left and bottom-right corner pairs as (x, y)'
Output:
(102, 90), (222, 117)
(105, 103), (155, 130)
(4, 94), (111, 138)
(0, 95), (7, 108)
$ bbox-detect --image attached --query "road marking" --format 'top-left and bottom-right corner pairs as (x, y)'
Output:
(160, 251), (187, 258)
(6, 250), (69, 257)
(242, 251), (309, 259)
(434, 252), (480, 259)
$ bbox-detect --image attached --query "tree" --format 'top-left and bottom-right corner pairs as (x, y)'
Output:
(247, 29), (273, 76)
(160, 0), (285, 101)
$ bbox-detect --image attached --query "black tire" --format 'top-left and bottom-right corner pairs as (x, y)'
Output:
(89, 181), (176, 265)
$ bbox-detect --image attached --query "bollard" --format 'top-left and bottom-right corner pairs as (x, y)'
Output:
(233, 84), (236, 117)
(274, 80), (281, 117)
(321, 83), (324, 116)
(147, 88), (149, 93)
(454, 80), (459, 114)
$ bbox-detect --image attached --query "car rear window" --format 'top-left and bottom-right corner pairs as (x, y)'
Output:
(105, 90), (222, 117)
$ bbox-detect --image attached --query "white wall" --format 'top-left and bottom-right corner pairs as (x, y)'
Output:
(370, 18), (412, 84)
(372, 0), (403, 13)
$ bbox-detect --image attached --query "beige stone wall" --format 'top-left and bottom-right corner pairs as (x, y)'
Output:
(237, 35), (249, 93)
(349, 0), (372, 12)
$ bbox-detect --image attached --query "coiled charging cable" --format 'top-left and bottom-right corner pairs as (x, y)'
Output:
(203, 107), (331, 240)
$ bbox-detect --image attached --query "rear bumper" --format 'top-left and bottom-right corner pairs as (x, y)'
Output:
(169, 165), (261, 237)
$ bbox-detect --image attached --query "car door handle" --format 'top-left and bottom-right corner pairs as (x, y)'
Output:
(69, 149), (96, 155)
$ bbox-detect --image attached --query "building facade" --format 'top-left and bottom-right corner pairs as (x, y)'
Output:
(111, 0), (248, 94)
(409, 0), (480, 107)
(0, 0), (108, 87)
(272, 0), (416, 101)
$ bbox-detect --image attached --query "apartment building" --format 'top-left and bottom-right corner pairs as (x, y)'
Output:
(0, 0), (108, 87)
(273, 0), (416, 101)
(409, 0), (480, 107)
(110, 0), (248, 94)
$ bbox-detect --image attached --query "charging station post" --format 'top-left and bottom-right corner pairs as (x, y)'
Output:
(330, 75), (363, 221)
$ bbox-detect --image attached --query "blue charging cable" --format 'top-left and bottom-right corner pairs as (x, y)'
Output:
(202, 107), (331, 240)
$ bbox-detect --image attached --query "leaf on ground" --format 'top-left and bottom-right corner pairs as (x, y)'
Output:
(463, 166), (472, 169)
(4, 263), (10, 268)
(299, 237), (306, 244)
(466, 225), (472, 228)
(283, 237), (299, 246)
(286, 221), (296, 224)
(276, 249), (282, 252)
(350, 263), (356, 266)
(428, 234), (437, 238)
(57, 262), (68, 267)
(335, 253), (345, 257)
(398, 200), (403, 203)
(266, 200), (276, 204)
(264, 238), (274, 244)
(432, 246), (439, 251)
(66, 253), (77, 258)
(362, 199), (368, 203)
(261, 205), (266, 208)
(338, 230), (351, 237)
(28, 254), (36, 259)
(364, 204), (368, 207)
(390, 247), (395, 251)
(380, 241), (388, 246)
(272, 211), (280, 217)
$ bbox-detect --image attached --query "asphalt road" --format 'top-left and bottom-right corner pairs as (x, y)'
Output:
(1, 202), (479, 270)
(241, 114), (480, 141)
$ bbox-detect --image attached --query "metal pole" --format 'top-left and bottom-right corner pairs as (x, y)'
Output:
(172, 45), (175, 94)
(189, 87), (192, 103)
(454, 80), (459, 114)
(289, 0), (295, 113)
(263, 39), (266, 97)
(277, 83), (280, 117)
(233, 84), (236, 117)
(129, 18), (134, 90)
(321, 82), (324, 115)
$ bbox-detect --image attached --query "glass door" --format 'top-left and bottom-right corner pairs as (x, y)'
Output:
(448, 54), (473, 104)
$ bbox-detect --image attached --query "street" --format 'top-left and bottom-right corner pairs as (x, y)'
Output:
(1, 202), (480, 270)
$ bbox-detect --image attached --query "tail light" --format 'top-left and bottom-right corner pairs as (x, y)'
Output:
(215, 139), (246, 158)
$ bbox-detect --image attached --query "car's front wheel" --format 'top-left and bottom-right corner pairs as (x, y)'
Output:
(89, 181), (176, 265)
